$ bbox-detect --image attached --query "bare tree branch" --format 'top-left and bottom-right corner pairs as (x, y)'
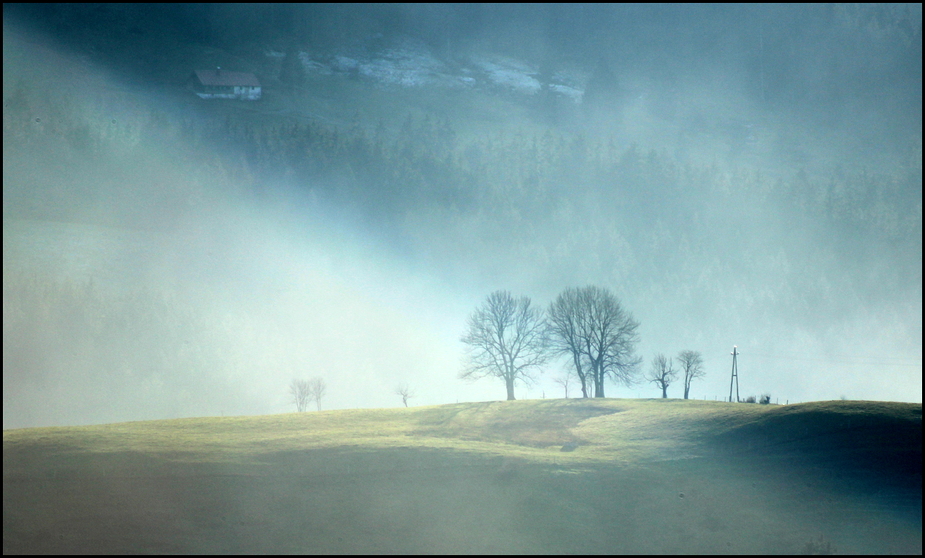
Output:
(552, 367), (576, 398)
(308, 377), (326, 411)
(547, 287), (592, 397)
(646, 353), (678, 398)
(460, 290), (549, 400)
(289, 378), (312, 412)
(677, 350), (705, 399)
(548, 286), (641, 398)
(395, 382), (415, 407)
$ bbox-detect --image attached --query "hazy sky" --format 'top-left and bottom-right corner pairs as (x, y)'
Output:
(3, 4), (921, 429)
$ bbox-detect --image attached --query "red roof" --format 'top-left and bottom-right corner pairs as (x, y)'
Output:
(194, 69), (260, 87)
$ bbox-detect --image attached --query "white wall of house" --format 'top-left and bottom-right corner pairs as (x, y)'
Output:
(195, 87), (261, 100)
(236, 86), (261, 100)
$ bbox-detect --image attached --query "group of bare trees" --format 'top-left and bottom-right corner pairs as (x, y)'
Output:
(460, 288), (710, 401)
(547, 286), (642, 398)
(291, 377), (416, 411)
(645, 350), (705, 399)
(289, 377), (327, 412)
(459, 287), (641, 400)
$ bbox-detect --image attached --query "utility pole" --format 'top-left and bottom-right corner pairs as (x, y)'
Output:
(759, 19), (766, 105)
(728, 345), (740, 403)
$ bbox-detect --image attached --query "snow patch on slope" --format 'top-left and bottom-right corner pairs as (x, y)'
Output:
(470, 55), (541, 95)
(284, 36), (585, 103)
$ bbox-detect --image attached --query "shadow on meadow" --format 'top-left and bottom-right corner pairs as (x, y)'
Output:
(4, 400), (921, 554)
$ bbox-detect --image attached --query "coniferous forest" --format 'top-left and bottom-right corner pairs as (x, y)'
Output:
(3, 4), (921, 426)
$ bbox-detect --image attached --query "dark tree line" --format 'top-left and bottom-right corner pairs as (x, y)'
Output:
(8, 68), (916, 267)
(5, 59), (917, 374)
(17, 4), (917, 124)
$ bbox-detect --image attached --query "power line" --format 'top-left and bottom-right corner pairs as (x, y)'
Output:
(744, 352), (922, 367)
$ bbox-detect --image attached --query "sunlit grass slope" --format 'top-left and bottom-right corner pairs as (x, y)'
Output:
(4, 398), (919, 471)
(4, 399), (921, 554)
(1, 399), (753, 470)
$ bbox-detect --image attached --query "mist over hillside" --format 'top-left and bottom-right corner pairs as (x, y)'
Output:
(3, 4), (922, 428)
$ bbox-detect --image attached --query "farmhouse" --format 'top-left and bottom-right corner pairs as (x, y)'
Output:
(189, 67), (261, 100)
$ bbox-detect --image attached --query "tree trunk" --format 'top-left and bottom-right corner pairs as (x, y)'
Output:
(594, 367), (605, 397)
(505, 377), (516, 400)
(574, 355), (589, 398)
(662, 386), (668, 398)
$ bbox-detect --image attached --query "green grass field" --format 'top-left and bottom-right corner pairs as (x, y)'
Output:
(4, 399), (921, 553)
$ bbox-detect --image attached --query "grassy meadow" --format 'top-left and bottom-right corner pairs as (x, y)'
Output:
(3, 398), (921, 554)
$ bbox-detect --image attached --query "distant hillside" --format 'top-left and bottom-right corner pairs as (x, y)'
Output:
(3, 4), (921, 436)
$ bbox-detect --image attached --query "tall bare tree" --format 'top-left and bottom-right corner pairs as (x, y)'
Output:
(460, 290), (549, 400)
(547, 287), (592, 397)
(548, 286), (641, 398)
(583, 286), (642, 397)
(647, 353), (678, 398)
(289, 378), (312, 412)
(395, 382), (414, 407)
(552, 367), (576, 398)
(309, 376), (326, 411)
(676, 350), (705, 399)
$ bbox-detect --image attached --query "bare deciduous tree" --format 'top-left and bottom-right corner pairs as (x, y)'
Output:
(676, 350), (705, 399)
(460, 290), (549, 400)
(585, 286), (642, 397)
(395, 382), (414, 407)
(547, 287), (592, 397)
(548, 286), (642, 398)
(289, 378), (312, 412)
(552, 367), (576, 398)
(647, 353), (678, 398)
(308, 377), (326, 411)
